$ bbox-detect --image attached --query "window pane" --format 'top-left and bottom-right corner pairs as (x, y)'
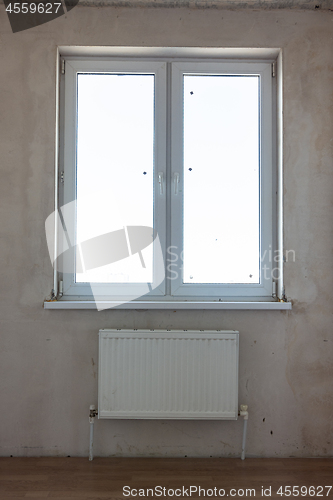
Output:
(75, 74), (154, 283)
(183, 75), (260, 284)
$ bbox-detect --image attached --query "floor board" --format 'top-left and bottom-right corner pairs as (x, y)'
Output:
(0, 458), (332, 499)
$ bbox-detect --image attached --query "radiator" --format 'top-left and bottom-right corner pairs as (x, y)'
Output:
(98, 329), (239, 420)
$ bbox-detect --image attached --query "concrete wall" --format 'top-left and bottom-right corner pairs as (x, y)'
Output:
(77, 0), (333, 9)
(0, 5), (332, 458)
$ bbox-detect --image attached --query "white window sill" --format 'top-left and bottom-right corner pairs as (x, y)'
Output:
(44, 300), (292, 310)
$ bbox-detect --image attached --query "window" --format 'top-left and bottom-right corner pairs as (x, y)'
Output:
(45, 47), (289, 310)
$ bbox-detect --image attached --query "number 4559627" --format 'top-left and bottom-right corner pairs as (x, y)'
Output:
(277, 486), (332, 496)
(6, 3), (62, 13)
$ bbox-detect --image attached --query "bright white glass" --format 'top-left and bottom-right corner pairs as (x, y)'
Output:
(183, 75), (260, 284)
(75, 74), (154, 283)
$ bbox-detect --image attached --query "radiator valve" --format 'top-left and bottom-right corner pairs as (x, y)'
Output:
(89, 405), (98, 422)
(240, 404), (248, 420)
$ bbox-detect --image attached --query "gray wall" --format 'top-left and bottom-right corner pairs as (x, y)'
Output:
(0, 5), (332, 457)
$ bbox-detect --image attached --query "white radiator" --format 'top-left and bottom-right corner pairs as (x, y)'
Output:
(98, 329), (239, 420)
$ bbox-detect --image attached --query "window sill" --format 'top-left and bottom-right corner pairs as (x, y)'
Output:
(44, 300), (292, 310)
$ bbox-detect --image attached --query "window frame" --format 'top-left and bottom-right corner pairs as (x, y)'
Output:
(45, 47), (290, 310)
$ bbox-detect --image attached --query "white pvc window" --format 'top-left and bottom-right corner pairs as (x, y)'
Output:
(57, 53), (278, 304)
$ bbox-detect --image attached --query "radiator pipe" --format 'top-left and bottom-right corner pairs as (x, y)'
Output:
(240, 404), (249, 460)
(89, 405), (97, 461)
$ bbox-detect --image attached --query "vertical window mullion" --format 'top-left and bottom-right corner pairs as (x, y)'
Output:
(152, 61), (167, 296)
(170, 63), (185, 296)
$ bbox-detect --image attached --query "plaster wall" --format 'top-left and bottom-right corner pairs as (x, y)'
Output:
(76, 1), (333, 10)
(0, 5), (332, 457)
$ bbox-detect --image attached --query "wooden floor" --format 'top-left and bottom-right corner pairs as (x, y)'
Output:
(0, 458), (332, 499)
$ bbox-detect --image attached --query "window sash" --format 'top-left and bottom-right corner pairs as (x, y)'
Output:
(60, 60), (167, 298)
(170, 61), (274, 298)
